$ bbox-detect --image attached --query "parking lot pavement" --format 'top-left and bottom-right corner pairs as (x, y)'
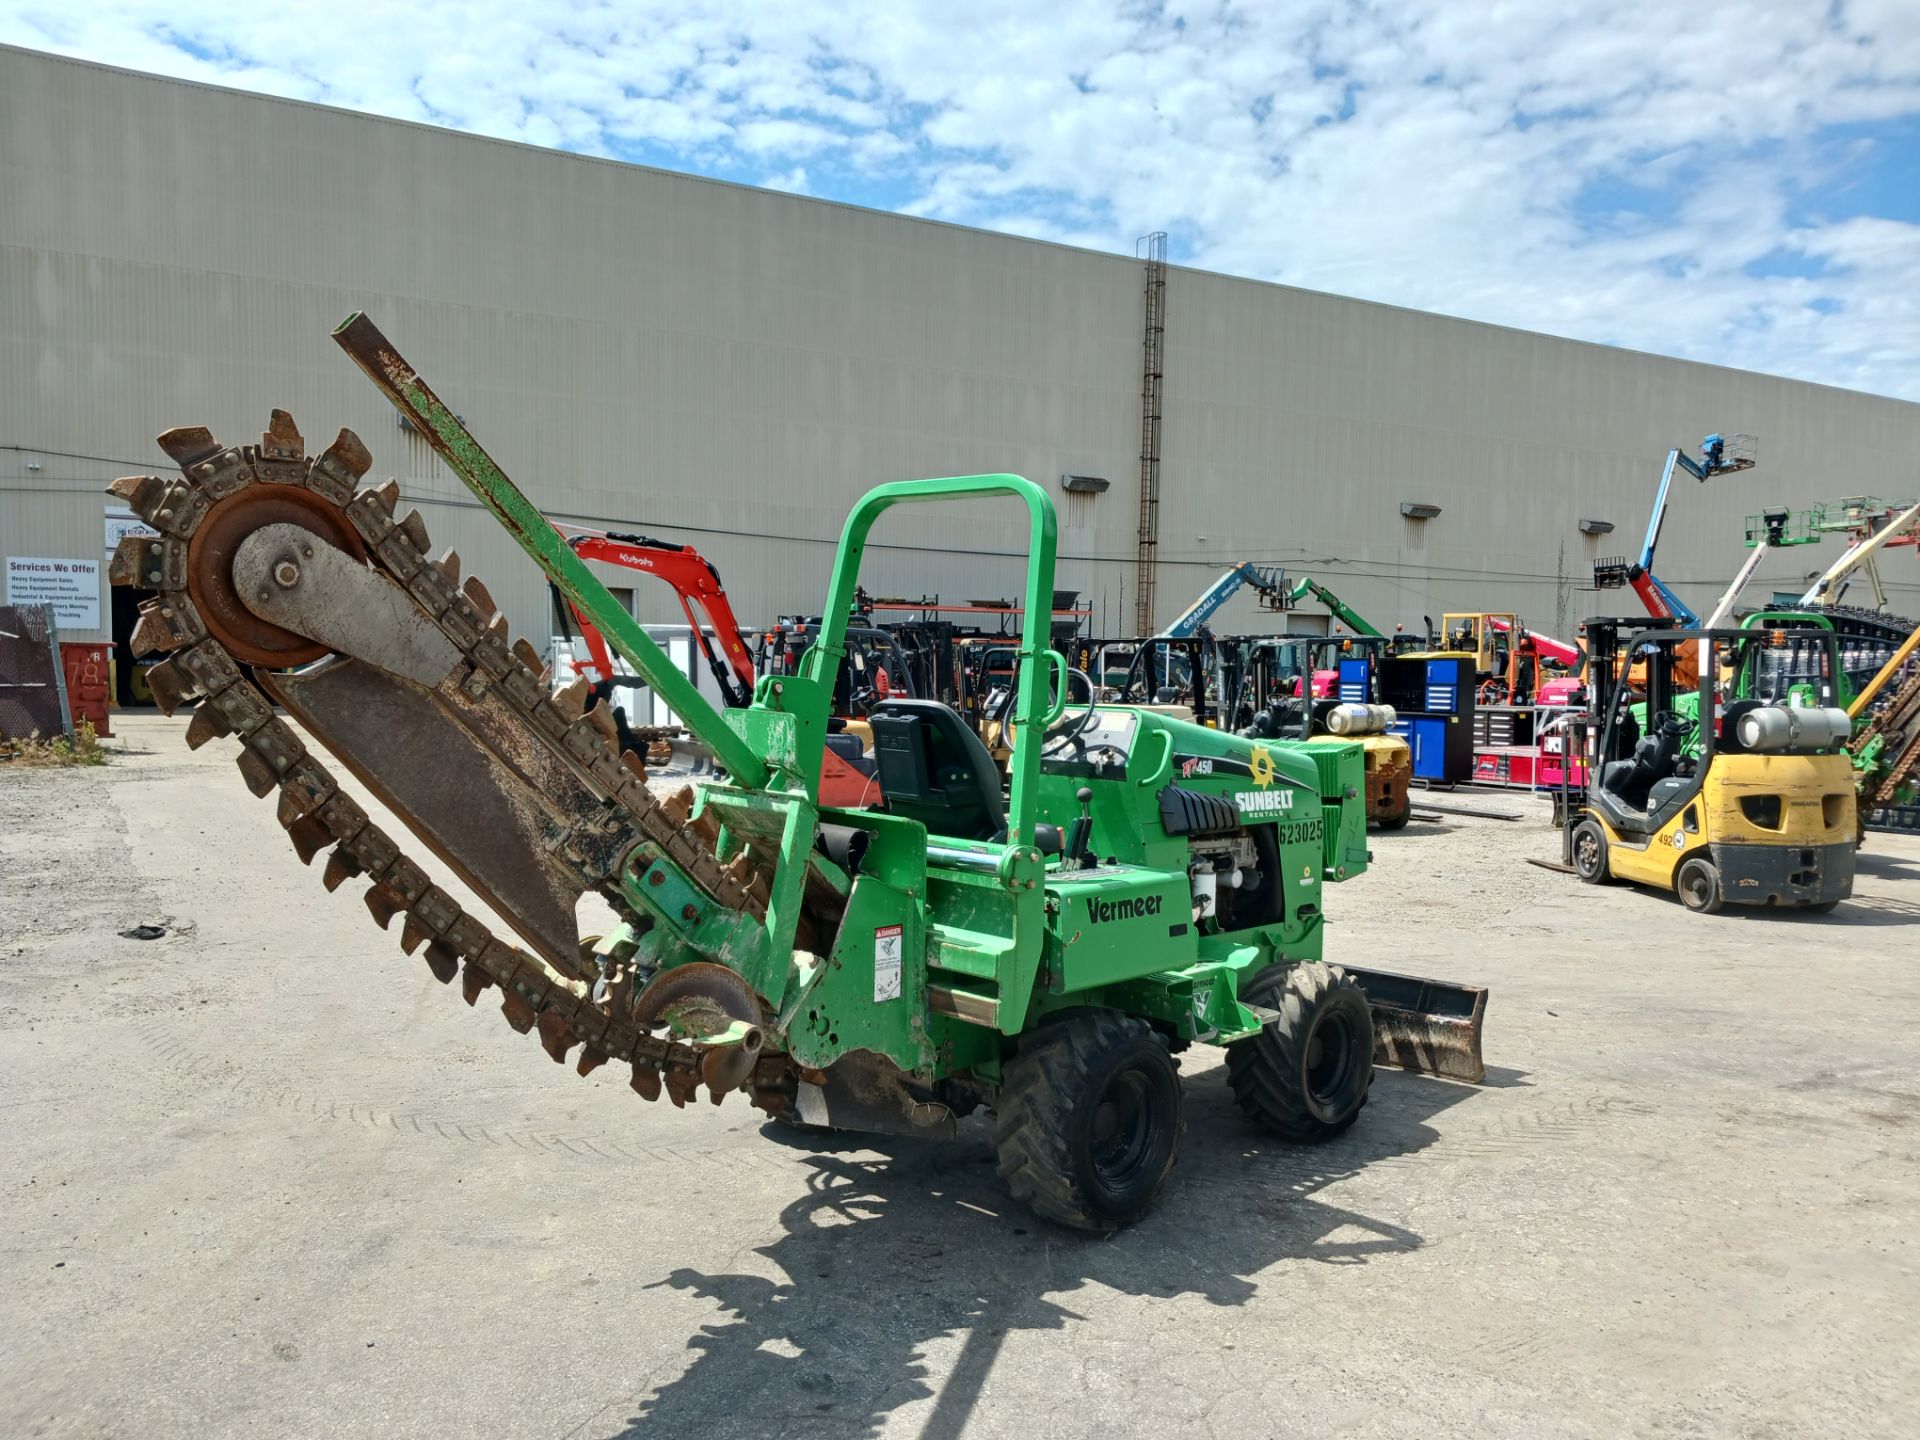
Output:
(4, 714), (1917, 1439)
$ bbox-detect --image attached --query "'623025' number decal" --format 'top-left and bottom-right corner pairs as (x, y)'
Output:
(1273, 818), (1322, 846)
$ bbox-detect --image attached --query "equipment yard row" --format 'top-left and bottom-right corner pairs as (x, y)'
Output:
(4, 719), (1917, 1440)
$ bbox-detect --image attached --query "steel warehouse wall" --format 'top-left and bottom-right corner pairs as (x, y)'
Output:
(4, 44), (1918, 657)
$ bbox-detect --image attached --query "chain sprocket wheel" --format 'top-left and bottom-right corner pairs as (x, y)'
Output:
(108, 410), (788, 1109)
(188, 486), (368, 666)
(632, 963), (768, 1102)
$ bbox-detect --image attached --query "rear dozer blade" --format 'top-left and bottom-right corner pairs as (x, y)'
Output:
(1343, 966), (1487, 1084)
(663, 735), (723, 777)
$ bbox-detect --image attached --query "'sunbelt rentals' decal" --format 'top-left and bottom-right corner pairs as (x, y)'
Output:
(1232, 789), (1297, 815)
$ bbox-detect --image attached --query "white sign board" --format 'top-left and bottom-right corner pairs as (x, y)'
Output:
(105, 507), (159, 555)
(6, 556), (102, 630)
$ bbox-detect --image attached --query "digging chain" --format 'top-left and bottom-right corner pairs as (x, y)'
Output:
(1859, 666), (1920, 804)
(110, 413), (773, 1108)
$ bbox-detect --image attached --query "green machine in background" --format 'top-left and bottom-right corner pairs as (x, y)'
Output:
(115, 314), (1488, 1232)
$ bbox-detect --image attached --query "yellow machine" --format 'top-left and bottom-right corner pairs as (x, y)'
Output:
(1402, 612), (1518, 675)
(1567, 621), (1856, 913)
(1401, 612), (1582, 705)
(1318, 726), (1412, 830)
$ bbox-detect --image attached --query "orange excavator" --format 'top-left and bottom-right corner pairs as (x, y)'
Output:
(555, 529), (880, 806)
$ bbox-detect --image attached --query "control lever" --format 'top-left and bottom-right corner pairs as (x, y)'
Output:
(1065, 787), (1095, 869)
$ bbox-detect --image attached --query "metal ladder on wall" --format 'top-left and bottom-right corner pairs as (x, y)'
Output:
(1135, 232), (1167, 635)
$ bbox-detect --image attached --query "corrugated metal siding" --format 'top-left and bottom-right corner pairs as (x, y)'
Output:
(4, 43), (1917, 655)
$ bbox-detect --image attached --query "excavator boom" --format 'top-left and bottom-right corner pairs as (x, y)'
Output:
(554, 529), (880, 808)
(563, 530), (756, 709)
(1286, 577), (1385, 638)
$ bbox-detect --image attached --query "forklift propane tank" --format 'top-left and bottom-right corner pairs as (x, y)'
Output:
(1735, 704), (1853, 753)
(1325, 702), (1397, 736)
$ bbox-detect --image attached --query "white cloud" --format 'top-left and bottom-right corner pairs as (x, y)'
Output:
(762, 164), (812, 194)
(4, 0), (1918, 397)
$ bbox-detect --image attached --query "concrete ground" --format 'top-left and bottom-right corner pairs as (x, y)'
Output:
(4, 713), (1918, 1440)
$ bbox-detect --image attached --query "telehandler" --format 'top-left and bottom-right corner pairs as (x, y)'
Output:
(109, 315), (1486, 1229)
(1567, 618), (1856, 913)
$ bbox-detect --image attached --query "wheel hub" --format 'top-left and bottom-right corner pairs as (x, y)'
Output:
(1090, 1072), (1154, 1185)
(1306, 1014), (1357, 1103)
(186, 487), (367, 667)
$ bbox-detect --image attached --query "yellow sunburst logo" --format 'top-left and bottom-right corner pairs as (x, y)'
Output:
(1248, 745), (1276, 787)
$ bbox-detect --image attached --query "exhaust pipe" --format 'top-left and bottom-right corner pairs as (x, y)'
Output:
(1344, 965), (1487, 1084)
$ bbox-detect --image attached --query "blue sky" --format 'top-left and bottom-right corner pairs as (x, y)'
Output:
(6, 0), (1918, 399)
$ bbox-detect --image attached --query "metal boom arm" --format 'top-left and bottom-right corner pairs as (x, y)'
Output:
(331, 313), (770, 787)
(1159, 562), (1287, 638)
(1287, 577), (1385, 637)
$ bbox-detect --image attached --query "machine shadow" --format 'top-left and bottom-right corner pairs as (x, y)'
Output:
(1687, 891), (1920, 924)
(1855, 850), (1920, 882)
(608, 1067), (1480, 1440)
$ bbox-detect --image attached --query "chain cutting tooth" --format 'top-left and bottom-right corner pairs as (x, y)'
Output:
(436, 548), (461, 588)
(321, 849), (361, 893)
(511, 637), (544, 673)
(629, 1062), (663, 1101)
(261, 409), (305, 460)
(586, 700), (619, 746)
(286, 815), (333, 865)
(575, 1047), (608, 1077)
(364, 884), (406, 929)
(659, 787), (695, 829)
(130, 603), (182, 659)
(499, 989), (538, 1033)
(372, 478), (400, 511)
(156, 426), (223, 470)
(536, 1011), (577, 1063)
(662, 1068), (699, 1109)
(422, 941), (459, 985)
(399, 913), (431, 955)
(108, 535), (151, 588)
(461, 960), (496, 1006)
(144, 657), (196, 716)
(183, 705), (232, 751)
(317, 428), (372, 484)
(397, 508), (431, 552)
(234, 747), (278, 798)
(555, 677), (590, 717)
(461, 576), (497, 621)
(108, 474), (172, 521)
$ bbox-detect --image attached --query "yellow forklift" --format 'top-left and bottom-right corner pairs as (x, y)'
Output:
(1566, 618), (1857, 913)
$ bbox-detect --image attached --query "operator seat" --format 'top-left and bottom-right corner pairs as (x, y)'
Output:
(869, 699), (1064, 854)
(869, 699), (1006, 842)
(1600, 715), (1684, 812)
